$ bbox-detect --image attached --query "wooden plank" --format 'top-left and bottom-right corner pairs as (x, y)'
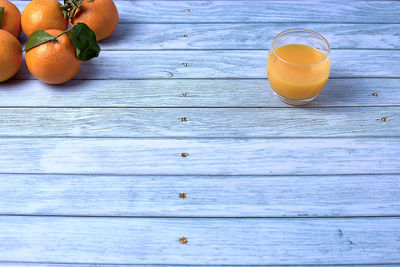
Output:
(0, 138), (399, 175)
(1, 79), (399, 107)
(17, 23), (400, 50)
(0, 174), (399, 217)
(13, 1), (400, 23)
(102, 23), (400, 50)
(0, 107), (397, 138)
(0, 217), (399, 264)
(15, 50), (400, 79)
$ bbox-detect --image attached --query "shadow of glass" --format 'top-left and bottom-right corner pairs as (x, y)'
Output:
(316, 78), (361, 106)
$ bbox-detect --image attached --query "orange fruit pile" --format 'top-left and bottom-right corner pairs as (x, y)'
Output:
(71, 0), (119, 41)
(21, 0), (67, 37)
(0, 0), (21, 82)
(0, 29), (22, 82)
(25, 29), (82, 84)
(0, 0), (119, 84)
(0, 0), (20, 38)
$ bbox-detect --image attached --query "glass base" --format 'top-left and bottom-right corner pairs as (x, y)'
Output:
(273, 92), (318, 106)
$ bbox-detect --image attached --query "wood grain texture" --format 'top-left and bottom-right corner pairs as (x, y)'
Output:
(7, 0), (400, 265)
(0, 107), (397, 138)
(17, 23), (400, 50)
(1, 79), (399, 107)
(101, 23), (400, 50)
(15, 50), (400, 79)
(0, 138), (399, 175)
(14, 1), (400, 23)
(0, 174), (399, 217)
(0, 217), (399, 264)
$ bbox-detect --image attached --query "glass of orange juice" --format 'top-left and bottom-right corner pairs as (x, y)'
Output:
(267, 29), (330, 105)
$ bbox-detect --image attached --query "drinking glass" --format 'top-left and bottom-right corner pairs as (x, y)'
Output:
(267, 29), (330, 105)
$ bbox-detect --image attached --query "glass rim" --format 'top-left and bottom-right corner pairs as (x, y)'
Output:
(271, 29), (331, 67)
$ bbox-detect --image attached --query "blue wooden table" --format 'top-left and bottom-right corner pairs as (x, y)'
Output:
(1, 0), (400, 265)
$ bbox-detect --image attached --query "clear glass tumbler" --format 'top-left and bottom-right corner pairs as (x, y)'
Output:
(267, 29), (330, 105)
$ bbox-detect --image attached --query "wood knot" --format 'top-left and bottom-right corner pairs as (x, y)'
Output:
(179, 237), (188, 244)
(181, 152), (189, 157)
(338, 229), (343, 237)
(182, 63), (190, 67)
(381, 117), (388, 122)
(181, 117), (188, 122)
(179, 193), (187, 199)
(163, 71), (174, 78)
(372, 92), (379, 97)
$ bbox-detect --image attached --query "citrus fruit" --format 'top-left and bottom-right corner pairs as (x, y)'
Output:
(25, 29), (81, 84)
(0, 0), (21, 38)
(71, 0), (118, 41)
(0, 29), (22, 82)
(21, 0), (67, 37)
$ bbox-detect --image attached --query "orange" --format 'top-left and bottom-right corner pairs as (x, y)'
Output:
(71, 0), (118, 41)
(21, 0), (67, 37)
(0, 29), (22, 82)
(25, 29), (81, 84)
(0, 0), (21, 38)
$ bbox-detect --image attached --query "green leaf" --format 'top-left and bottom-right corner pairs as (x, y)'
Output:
(70, 22), (100, 61)
(0, 7), (4, 28)
(60, 0), (84, 24)
(69, 0), (83, 24)
(62, 8), (68, 20)
(59, 1), (70, 20)
(24, 30), (55, 51)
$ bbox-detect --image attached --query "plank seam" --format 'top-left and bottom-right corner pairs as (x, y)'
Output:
(1, 261), (400, 266)
(10, 77), (400, 81)
(0, 172), (398, 177)
(116, 22), (400, 25)
(46, 48), (400, 52)
(1, 214), (400, 219)
(96, 48), (400, 52)
(0, 136), (398, 139)
(0, 135), (398, 139)
(0, 106), (398, 108)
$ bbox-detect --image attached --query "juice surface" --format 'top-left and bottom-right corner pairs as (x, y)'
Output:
(267, 44), (330, 100)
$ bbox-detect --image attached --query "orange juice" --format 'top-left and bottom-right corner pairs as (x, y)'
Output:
(267, 44), (330, 100)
